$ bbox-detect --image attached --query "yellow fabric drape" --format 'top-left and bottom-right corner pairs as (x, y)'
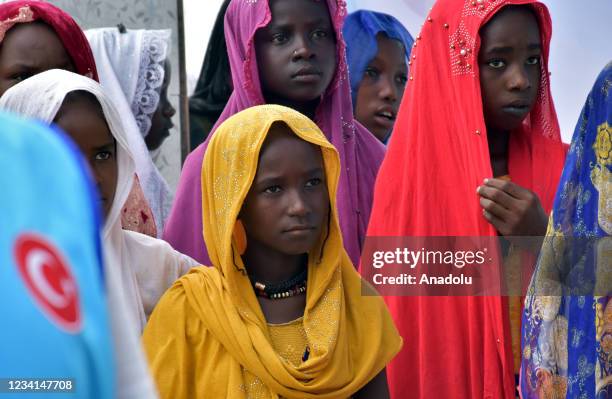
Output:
(143, 105), (402, 398)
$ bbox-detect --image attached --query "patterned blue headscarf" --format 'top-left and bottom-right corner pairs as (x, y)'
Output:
(0, 113), (115, 398)
(520, 63), (611, 399)
(343, 10), (414, 107)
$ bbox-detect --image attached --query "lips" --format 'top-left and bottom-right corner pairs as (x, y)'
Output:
(502, 100), (531, 118)
(284, 225), (315, 234)
(292, 66), (322, 83)
(373, 107), (396, 128)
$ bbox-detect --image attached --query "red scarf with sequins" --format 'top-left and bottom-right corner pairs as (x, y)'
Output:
(0, 1), (98, 81)
(365, 0), (566, 397)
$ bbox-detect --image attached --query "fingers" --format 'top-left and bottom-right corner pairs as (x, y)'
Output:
(479, 196), (511, 222)
(476, 184), (516, 210)
(482, 209), (508, 235)
(482, 178), (529, 200)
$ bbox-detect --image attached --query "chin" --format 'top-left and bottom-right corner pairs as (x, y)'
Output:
(290, 92), (325, 103)
(371, 129), (389, 142)
(279, 240), (318, 256)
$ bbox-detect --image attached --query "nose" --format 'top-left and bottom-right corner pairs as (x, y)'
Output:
(507, 64), (531, 92)
(379, 76), (398, 103)
(292, 36), (315, 61)
(91, 166), (105, 197)
(287, 189), (309, 217)
(164, 102), (176, 118)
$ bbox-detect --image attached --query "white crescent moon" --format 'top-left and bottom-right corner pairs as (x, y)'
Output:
(25, 249), (71, 309)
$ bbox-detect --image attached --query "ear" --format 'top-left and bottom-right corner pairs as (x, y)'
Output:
(233, 219), (247, 255)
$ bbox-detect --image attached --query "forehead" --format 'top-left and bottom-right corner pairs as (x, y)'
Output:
(257, 123), (322, 170)
(375, 34), (407, 60)
(0, 22), (70, 63)
(56, 96), (112, 143)
(480, 6), (541, 44)
(267, 0), (331, 26)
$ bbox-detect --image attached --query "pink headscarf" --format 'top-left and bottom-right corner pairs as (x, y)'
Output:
(164, 0), (384, 266)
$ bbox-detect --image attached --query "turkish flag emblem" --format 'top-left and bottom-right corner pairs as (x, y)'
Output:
(13, 233), (82, 333)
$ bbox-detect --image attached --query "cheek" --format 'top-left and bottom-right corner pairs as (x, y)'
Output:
(313, 189), (330, 218)
(479, 74), (497, 103)
(257, 47), (283, 77)
(354, 84), (373, 117)
(530, 69), (541, 92)
(322, 45), (337, 73)
(396, 85), (406, 101)
(0, 79), (15, 96)
(97, 162), (118, 198)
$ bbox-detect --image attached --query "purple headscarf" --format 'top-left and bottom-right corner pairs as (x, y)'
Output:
(163, 0), (385, 266)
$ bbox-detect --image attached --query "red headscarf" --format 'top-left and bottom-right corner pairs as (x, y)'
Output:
(0, 1), (98, 81)
(366, 0), (566, 397)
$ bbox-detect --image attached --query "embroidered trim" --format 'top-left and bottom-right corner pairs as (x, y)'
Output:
(132, 30), (170, 138)
(0, 6), (35, 43)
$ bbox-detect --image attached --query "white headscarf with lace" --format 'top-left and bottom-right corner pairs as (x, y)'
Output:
(0, 69), (198, 398)
(0, 69), (158, 398)
(85, 27), (173, 233)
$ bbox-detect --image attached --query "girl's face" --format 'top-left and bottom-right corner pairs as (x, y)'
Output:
(54, 92), (118, 219)
(354, 34), (407, 142)
(478, 6), (541, 133)
(255, 0), (337, 105)
(146, 59), (176, 151)
(240, 122), (329, 256)
(0, 22), (75, 96)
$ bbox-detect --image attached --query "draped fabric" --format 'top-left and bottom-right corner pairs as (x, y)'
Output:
(163, 0), (385, 267)
(144, 105), (401, 398)
(188, 0), (232, 149)
(343, 9), (414, 106)
(365, 0), (567, 397)
(86, 27), (174, 234)
(520, 62), (612, 399)
(0, 0), (98, 80)
(0, 112), (114, 399)
(0, 69), (199, 399)
(0, 0), (158, 238)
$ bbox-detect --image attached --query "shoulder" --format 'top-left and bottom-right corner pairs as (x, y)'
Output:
(342, 263), (386, 310)
(123, 230), (199, 265)
(143, 270), (207, 336)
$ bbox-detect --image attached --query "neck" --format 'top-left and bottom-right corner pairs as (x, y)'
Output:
(263, 93), (319, 120)
(487, 127), (510, 177)
(243, 242), (307, 285)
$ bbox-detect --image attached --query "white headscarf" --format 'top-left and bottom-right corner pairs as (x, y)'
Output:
(85, 27), (173, 234)
(0, 69), (197, 399)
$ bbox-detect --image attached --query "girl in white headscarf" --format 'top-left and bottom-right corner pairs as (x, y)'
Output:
(86, 27), (175, 234)
(0, 69), (197, 398)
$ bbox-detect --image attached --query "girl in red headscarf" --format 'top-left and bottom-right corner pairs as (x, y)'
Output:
(365, 0), (567, 397)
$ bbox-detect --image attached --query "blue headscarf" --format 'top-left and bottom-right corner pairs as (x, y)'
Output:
(343, 10), (414, 106)
(0, 113), (115, 398)
(520, 63), (611, 399)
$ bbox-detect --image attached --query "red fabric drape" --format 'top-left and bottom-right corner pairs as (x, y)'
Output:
(365, 0), (567, 398)
(0, 1), (98, 81)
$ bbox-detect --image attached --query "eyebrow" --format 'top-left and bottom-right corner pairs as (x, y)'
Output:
(256, 167), (324, 184)
(6, 59), (74, 72)
(6, 62), (36, 70)
(485, 43), (542, 54)
(94, 142), (115, 152)
(267, 17), (328, 30)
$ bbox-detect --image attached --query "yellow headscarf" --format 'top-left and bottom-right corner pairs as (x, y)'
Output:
(143, 105), (401, 398)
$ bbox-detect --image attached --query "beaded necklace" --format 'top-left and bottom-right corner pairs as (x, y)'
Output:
(251, 268), (307, 300)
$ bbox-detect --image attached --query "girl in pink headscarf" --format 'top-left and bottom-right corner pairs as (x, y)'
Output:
(164, 0), (385, 267)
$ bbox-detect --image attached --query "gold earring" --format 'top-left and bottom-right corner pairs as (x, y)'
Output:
(233, 219), (247, 255)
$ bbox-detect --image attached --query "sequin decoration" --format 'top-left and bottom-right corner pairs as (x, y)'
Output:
(0, 6), (34, 42)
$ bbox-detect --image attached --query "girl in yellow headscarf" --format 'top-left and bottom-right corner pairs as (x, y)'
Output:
(143, 104), (401, 398)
